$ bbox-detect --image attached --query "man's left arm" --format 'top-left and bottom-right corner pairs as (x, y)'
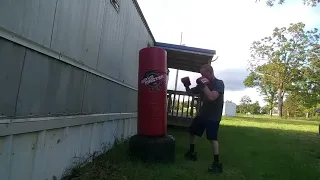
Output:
(203, 80), (224, 101)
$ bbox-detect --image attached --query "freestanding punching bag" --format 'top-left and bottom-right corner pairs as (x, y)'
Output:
(138, 47), (167, 136)
(129, 47), (175, 163)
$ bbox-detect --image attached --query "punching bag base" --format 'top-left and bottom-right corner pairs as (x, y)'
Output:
(128, 134), (175, 164)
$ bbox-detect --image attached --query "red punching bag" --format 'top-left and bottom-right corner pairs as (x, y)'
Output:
(138, 47), (167, 137)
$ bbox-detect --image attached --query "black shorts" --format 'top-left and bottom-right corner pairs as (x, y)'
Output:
(188, 116), (220, 140)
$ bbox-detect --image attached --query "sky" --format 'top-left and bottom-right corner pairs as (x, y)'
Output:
(137, 0), (320, 105)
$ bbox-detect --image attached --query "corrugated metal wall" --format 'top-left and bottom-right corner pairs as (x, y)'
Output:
(0, 115), (137, 180)
(0, 0), (154, 179)
(0, 0), (154, 118)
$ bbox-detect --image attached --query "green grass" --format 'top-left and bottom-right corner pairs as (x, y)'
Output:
(65, 116), (320, 180)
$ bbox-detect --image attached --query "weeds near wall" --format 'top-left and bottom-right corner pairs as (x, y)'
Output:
(60, 133), (126, 180)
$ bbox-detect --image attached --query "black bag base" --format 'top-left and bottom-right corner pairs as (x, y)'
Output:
(128, 134), (176, 164)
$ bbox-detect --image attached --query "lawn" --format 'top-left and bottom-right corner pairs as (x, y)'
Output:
(64, 116), (320, 180)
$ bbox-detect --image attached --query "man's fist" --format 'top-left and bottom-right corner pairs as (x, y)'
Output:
(196, 77), (210, 89)
(181, 77), (191, 87)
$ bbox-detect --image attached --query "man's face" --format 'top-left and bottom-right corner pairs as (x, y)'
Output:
(200, 68), (212, 80)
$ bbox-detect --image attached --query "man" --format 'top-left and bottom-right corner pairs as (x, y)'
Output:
(181, 64), (224, 174)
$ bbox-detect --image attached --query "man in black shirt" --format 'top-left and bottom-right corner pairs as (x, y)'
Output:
(181, 64), (224, 174)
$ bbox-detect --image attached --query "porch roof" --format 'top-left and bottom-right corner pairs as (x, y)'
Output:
(155, 42), (216, 73)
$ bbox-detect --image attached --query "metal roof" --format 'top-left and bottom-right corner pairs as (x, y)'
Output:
(155, 42), (216, 73)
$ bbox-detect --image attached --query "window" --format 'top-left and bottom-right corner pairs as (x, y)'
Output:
(110, 0), (120, 12)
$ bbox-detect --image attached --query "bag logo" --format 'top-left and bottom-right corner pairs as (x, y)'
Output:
(141, 70), (165, 91)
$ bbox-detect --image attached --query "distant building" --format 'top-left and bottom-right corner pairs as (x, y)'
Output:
(223, 101), (237, 117)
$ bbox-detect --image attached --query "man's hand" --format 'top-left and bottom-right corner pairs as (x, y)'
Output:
(196, 77), (210, 90)
(181, 77), (191, 87)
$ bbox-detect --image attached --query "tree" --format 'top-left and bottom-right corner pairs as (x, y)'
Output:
(292, 53), (320, 117)
(244, 71), (277, 116)
(249, 101), (261, 114)
(260, 105), (269, 114)
(283, 93), (303, 117)
(247, 22), (320, 117)
(239, 95), (252, 113)
(256, 0), (320, 6)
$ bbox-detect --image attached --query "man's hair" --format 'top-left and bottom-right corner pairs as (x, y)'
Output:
(200, 64), (213, 73)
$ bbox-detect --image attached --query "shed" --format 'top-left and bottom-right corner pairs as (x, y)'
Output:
(223, 101), (237, 117)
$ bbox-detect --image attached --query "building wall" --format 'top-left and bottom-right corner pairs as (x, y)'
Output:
(223, 101), (237, 117)
(0, 0), (154, 179)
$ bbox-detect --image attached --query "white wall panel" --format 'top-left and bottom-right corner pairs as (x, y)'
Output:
(0, 114), (137, 180)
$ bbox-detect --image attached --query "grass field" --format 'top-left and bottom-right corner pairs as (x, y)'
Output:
(64, 115), (320, 180)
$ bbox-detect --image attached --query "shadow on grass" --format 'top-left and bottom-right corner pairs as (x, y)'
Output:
(64, 125), (320, 180)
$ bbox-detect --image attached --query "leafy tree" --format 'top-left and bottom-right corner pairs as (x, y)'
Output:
(256, 0), (320, 6)
(249, 101), (261, 114)
(244, 72), (277, 116)
(260, 105), (269, 114)
(283, 93), (303, 117)
(292, 54), (320, 116)
(239, 95), (252, 113)
(247, 22), (320, 117)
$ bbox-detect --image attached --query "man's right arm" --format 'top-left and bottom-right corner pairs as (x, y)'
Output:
(185, 85), (201, 96)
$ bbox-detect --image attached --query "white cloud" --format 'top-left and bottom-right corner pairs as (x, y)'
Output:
(138, 0), (320, 106)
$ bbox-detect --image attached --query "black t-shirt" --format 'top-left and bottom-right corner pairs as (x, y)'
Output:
(191, 78), (224, 121)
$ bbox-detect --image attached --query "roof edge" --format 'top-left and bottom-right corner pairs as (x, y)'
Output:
(132, 0), (156, 43)
(155, 42), (216, 56)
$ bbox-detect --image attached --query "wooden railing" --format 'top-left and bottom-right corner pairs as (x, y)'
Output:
(167, 90), (202, 119)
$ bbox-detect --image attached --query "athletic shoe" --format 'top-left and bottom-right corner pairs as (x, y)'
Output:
(184, 151), (197, 161)
(208, 162), (223, 174)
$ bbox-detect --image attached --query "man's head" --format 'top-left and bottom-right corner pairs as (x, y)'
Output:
(200, 64), (215, 81)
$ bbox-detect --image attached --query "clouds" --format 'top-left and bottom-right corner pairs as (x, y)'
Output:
(215, 68), (249, 91)
(137, 0), (320, 105)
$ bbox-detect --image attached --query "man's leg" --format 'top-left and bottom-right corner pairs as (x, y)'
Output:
(212, 140), (219, 163)
(189, 134), (196, 153)
(206, 120), (223, 173)
(185, 116), (205, 161)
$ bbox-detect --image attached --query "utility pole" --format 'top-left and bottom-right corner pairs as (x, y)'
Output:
(174, 32), (183, 91)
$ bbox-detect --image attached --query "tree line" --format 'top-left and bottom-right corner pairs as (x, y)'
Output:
(243, 22), (320, 118)
(236, 95), (265, 115)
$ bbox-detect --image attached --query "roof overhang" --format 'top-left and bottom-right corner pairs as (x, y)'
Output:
(155, 42), (216, 73)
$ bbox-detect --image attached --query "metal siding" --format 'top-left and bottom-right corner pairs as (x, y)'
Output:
(108, 83), (128, 113)
(0, 38), (26, 117)
(50, 0), (105, 69)
(43, 128), (71, 179)
(0, 115), (137, 180)
(120, 1), (140, 87)
(116, 119), (124, 141)
(107, 120), (118, 146)
(16, 50), (86, 117)
(9, 132), (38, 180)
(0, 0), (57, 47)
(89, 122), (104, 154)
(79, 124), (93, 158)
(0, 135), (13, 180)
(30, 131), (46, 180)
(127, 89), (138, 112)
(97, 0), (129, 80)
(0, 0), (151, 178)
(82, 73), (111, 114)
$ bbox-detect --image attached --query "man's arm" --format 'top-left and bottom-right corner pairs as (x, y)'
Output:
(185, 85), (201, 96)
(203, 80), (224, 101)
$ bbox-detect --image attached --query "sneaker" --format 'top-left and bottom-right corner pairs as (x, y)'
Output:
(184, 151), (197, 161)
(208, 162), (223, 174)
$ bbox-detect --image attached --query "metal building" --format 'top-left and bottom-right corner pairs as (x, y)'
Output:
(0, 0), (216, 179)
(0, 1), (153, 179)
